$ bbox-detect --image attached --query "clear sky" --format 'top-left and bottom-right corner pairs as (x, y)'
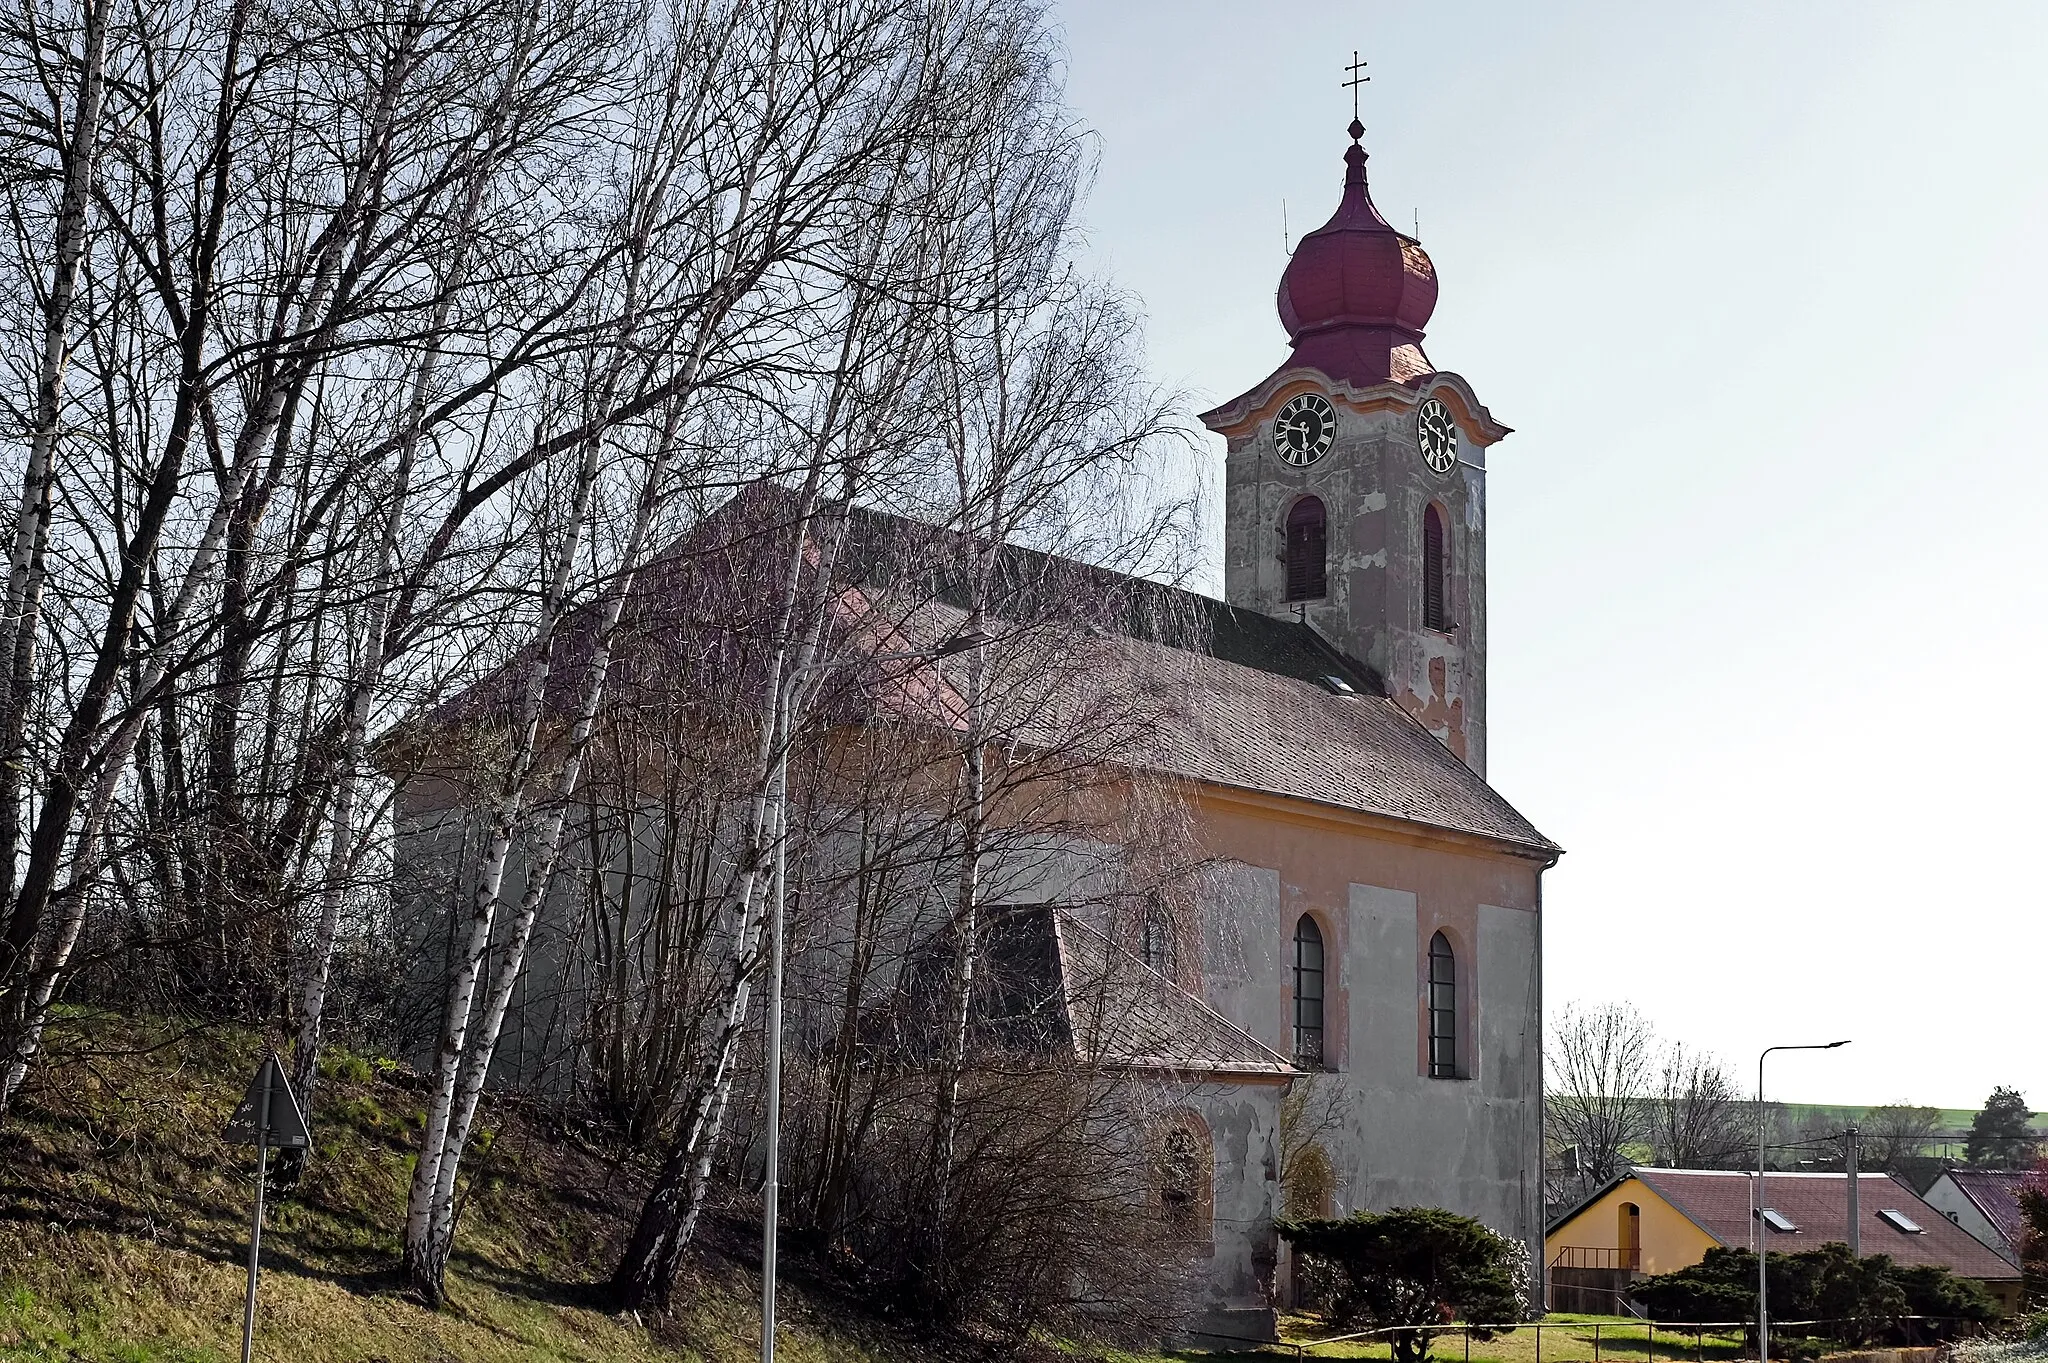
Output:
(1053, 0), (2048, 1111)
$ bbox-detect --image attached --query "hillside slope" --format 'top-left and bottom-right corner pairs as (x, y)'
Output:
(0, 1017), (938, 1363)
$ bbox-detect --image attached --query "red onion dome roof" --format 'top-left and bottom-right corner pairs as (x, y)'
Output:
(1275, 122), (1437, 385)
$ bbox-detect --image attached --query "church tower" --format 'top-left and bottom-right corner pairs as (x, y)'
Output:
(1199, 119), (1511, 775)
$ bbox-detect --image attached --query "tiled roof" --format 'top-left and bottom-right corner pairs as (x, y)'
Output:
(878, 904), (1296, 1078)
(1628, 1168), (2019, 1281)
(418, 483), (1558, 856)
(829, 496), (1558, 855)
(1941, 1170), (2029, 1257)
(1051, 912), (1296, 1077)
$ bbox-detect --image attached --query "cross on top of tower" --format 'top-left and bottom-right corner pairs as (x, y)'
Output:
(1343, 50), (1369, 139)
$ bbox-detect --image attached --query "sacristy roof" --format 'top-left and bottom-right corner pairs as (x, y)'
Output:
(878, 903), (1297, 1079)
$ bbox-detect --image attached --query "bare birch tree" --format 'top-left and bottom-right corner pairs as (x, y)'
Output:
(0, 0), (638, 1113)
(1652, 1043), (1746, 1169)
(1546, 1001), (1657, 1199)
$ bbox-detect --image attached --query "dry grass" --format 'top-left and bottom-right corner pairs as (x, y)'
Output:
(0, 1013), (899, 1363)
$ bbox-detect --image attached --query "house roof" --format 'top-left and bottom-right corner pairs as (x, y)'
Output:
(1578, 1168), (2021, 1281)
(879, 904), (1297, 1079)
(1937, 1170), (2030, 1256)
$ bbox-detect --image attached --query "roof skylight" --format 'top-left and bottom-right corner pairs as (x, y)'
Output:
(1757, 1208), (1799, 1233)
(1878, 1209), (1924, 1234)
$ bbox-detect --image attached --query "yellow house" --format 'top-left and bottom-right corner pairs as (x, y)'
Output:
(1545, 1168), (2024, 1316)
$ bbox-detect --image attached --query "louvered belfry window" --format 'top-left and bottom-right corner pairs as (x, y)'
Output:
(1284, 497), (1327, 602)
(1423, 503), (1449, 630)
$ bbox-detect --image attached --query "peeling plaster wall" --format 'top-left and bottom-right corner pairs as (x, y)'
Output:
(1175, 1082), (1286, 1340)
(1220, 380), (1490, 775)
(1195, 796), (1547, 1307)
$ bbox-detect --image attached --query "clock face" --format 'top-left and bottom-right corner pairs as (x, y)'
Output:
(1274, 393), (1337, 468)
(1417, 397), (1458, 474)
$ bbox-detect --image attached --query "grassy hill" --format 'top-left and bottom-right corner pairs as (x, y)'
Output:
(0, 1015), (952, 1363)
(1773, 1102), (2048, 1159)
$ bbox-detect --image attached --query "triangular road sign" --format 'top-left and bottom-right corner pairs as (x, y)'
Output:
(223, 1051), (310, 1149)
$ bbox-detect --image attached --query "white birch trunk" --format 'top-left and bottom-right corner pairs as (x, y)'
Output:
(421, 406), (686, 1251)
(401, 417), (602, 1291)
(290, 23), (533, 1095)
(0, 22), (412, 1110)
(0, 0), (109, 889)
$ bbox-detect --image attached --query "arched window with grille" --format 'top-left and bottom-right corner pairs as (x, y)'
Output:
(1158, 1115), (1215, 1242)
(1141, 899), (1175, 977)
(1285, 497), (1328, 602)
(1427, 930), (1458, 1078)
(1293, 915), (1326, 1068)
(1423, 503), (1450, 630)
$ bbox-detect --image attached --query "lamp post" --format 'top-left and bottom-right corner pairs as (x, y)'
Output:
(1756, 1040), (1848, 1363)
(759, 625), (987, 1363)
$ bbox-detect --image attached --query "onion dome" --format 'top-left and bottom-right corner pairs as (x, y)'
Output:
(1276, 120), (1437, 386)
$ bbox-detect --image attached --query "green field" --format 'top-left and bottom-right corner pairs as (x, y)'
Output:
(1103, 1314), (1753, 1363)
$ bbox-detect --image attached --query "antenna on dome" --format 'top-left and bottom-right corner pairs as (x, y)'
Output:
(1343, 49), (1370, 130)
(1283, 200), (1292, 256)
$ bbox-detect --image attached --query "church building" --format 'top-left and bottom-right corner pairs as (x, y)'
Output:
(395, 116), (1558, 1342)
(1165, 114), (1558, 1330)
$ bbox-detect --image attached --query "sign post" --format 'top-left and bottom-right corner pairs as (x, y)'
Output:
(223, 1051), (309, 1363)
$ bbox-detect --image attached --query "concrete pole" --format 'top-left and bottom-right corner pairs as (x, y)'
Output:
(1845, 1126), (1859, 1258)
(761, 683), (789, 1363)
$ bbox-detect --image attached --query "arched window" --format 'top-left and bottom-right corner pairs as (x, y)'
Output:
(1293, 915), (1326, 1068)
(1427, 930), (1457, 1078)
(1158, 1117), (1214, 1240)
(1141, 900), (1175, 977)
(1285, 497), (1328, 602)
(1423, 503), (1450, 630)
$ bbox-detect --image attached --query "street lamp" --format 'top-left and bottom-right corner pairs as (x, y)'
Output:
(1756, 1040), (1848, 1363)
(759, 624), (988, 1363)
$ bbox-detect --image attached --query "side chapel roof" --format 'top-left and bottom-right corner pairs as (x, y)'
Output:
(878, 904), (1297, 1079)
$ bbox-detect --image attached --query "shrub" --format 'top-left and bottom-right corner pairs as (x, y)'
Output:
(1632, 1243), (1995, 1344)
(1279, 1207), (1527, 1363)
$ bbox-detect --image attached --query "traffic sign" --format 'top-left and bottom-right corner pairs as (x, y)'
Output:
(223, 1052), (309, 1150)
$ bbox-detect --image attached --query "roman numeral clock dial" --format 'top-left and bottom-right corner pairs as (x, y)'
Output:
(1417, 397), (1459, 474)
(1274, 392), (1337, 467)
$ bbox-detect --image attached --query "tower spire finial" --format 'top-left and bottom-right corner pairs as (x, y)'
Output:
(1342, 49), (1369, 140)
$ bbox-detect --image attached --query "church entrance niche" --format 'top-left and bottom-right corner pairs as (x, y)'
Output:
(1284, 497), (1328, 601)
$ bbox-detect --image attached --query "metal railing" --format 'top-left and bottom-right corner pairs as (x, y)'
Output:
(1179, 1314), (1982, 1361)
(1550, 1246), (1643, 1271)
